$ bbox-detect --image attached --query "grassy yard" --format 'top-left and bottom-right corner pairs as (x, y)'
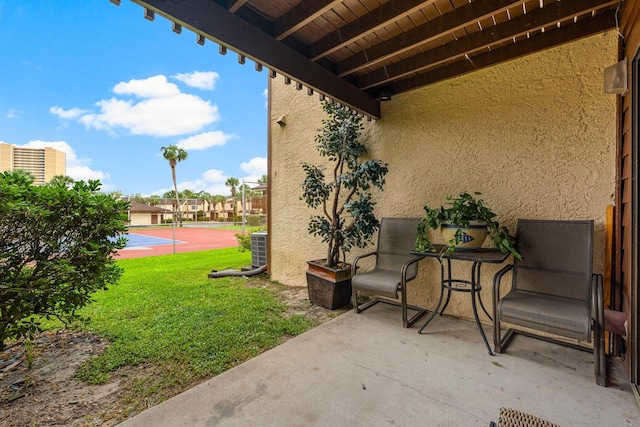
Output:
(63, 248), (317, 413)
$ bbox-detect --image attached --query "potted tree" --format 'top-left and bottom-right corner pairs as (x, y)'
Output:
(301, 102), (389, 309)
(415, 192), (521, 259)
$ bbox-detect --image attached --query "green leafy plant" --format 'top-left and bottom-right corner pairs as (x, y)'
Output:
(235, 233), (252, 252)
(415, 192), (521, 259)
(301, 102), (389, 268)
(0, 171), (129, 349)
(235, 227), (266, 252)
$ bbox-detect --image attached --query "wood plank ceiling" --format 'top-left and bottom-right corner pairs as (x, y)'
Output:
(112, 0), (621, 118)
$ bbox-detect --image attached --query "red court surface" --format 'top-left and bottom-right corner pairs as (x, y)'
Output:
(115, 227), (240, 259)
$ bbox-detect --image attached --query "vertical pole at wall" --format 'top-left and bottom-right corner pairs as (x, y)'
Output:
(242, 179), (246, 234)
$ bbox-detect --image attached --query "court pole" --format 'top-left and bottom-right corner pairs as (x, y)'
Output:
(173, 218), (176, 254)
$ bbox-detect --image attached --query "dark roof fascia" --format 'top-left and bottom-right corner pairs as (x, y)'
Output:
(130, 0), (381, 118)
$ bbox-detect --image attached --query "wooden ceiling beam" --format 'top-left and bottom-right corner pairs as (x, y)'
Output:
(336, 0), (525, 77)
(131, 0), (381, 118)
(309, 0), (439, 61)
(358, 0), (620, 89)
(227, 0), (249, 14)
(388, 9), (617, 94)
(275, 0), (341, 41)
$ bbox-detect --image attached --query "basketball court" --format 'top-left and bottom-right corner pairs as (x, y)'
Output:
(115, 227), (240, 259)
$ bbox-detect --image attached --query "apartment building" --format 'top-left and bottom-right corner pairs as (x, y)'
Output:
(0, 143), (66, 185)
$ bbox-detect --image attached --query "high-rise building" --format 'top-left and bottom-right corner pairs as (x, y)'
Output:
(0, 143), (66, 185)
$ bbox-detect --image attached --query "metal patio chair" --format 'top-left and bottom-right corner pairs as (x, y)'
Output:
(351, 217), (428, 327)
(493, 219), (606, 386)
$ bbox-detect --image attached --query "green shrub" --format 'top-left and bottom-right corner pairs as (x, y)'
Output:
(245, 215), (266, 226)
(234, 227), (267, 252)
(0, 171), (128, 349)
(235, 233), (251, 252)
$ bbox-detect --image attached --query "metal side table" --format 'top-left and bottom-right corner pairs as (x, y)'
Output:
(412, 245), (509, 355)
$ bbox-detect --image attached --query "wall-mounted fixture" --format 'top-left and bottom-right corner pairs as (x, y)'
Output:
(276, 116), (286, 126)
(378, 91), (392, 101)
(604, 58), (628, 95)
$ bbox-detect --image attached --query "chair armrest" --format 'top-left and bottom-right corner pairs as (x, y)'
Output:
(493, 264), (514, 306)
(493, 264), (513, 288)
(352, 251), (378, 276)
(400, 253), (427, 282)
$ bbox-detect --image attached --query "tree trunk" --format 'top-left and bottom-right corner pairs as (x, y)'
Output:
(171, 164), (181, 227)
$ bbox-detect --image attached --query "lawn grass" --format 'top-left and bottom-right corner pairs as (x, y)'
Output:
(68, 248), (315, 405)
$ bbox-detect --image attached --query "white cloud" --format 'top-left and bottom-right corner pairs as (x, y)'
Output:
(240, 157), (267, 177)
(201, 169), (226, 182)
(49, 106), (88, 119)
(67, 164), (109, 181)
(6, 109), (22, 119)
(177, 131), (236, 150)
(17, 140), (109, 182)
(172, 71), (220, 90)
(113, 75), (180, 98)
(50, 75), (221, 137)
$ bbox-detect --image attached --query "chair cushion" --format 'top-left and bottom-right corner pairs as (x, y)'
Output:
(351, 269), (402, 299)
(498, 291), (591, 342)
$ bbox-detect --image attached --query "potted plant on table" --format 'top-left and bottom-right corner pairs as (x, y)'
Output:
(301, 102), (389, 309)
(415, 192), (521, 259)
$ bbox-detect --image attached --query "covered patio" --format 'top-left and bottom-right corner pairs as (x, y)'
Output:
(111, 0), (640, 419)
(119, 304), (638, 426)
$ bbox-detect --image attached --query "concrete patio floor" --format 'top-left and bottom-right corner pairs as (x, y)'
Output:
(119, 303), (639, 426)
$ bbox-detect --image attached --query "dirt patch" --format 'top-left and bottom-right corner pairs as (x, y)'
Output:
(0, 278), (349, 427)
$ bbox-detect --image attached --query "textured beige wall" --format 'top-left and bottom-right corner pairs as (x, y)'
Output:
(269, 32), (617, 322)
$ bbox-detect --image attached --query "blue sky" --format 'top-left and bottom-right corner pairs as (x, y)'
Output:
(0, 0), (268, 196)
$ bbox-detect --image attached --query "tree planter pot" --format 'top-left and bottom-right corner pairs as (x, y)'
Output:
(440, 221), (488, 251)
(306, 260), (352, 310)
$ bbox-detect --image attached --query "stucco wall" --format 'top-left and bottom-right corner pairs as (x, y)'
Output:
(269, 31), (617, 322)
(129, 212), (159, 226)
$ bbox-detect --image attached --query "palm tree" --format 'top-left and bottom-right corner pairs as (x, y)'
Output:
(182, 189), (196, 198)
(147, 195), (161, 206)
(225, 177), (239, 224)
(161, 145), (188, 226)
(11, 169), (35, 184)
(197, 190), (211, 220)
(258, 174), (268, 184)
(109, 190), (123, 200)
(47, 175), (75, 188)
(210, 195), (226, 220)
(130, 193), (145, 203)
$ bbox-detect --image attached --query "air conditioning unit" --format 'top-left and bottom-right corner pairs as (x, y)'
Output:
(251, 232), (267, 268)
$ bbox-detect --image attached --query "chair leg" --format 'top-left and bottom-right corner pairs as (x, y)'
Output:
(593, 274), (606, 386)
(401, 282), (408, 327)
(400, 280), (428, 328)
(595, 330), (606, 386)
(352, 288), (360, 314)
(494, 316), (516, 354)
(493, 318), (502, 354)
(593, 314), (607, 386)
